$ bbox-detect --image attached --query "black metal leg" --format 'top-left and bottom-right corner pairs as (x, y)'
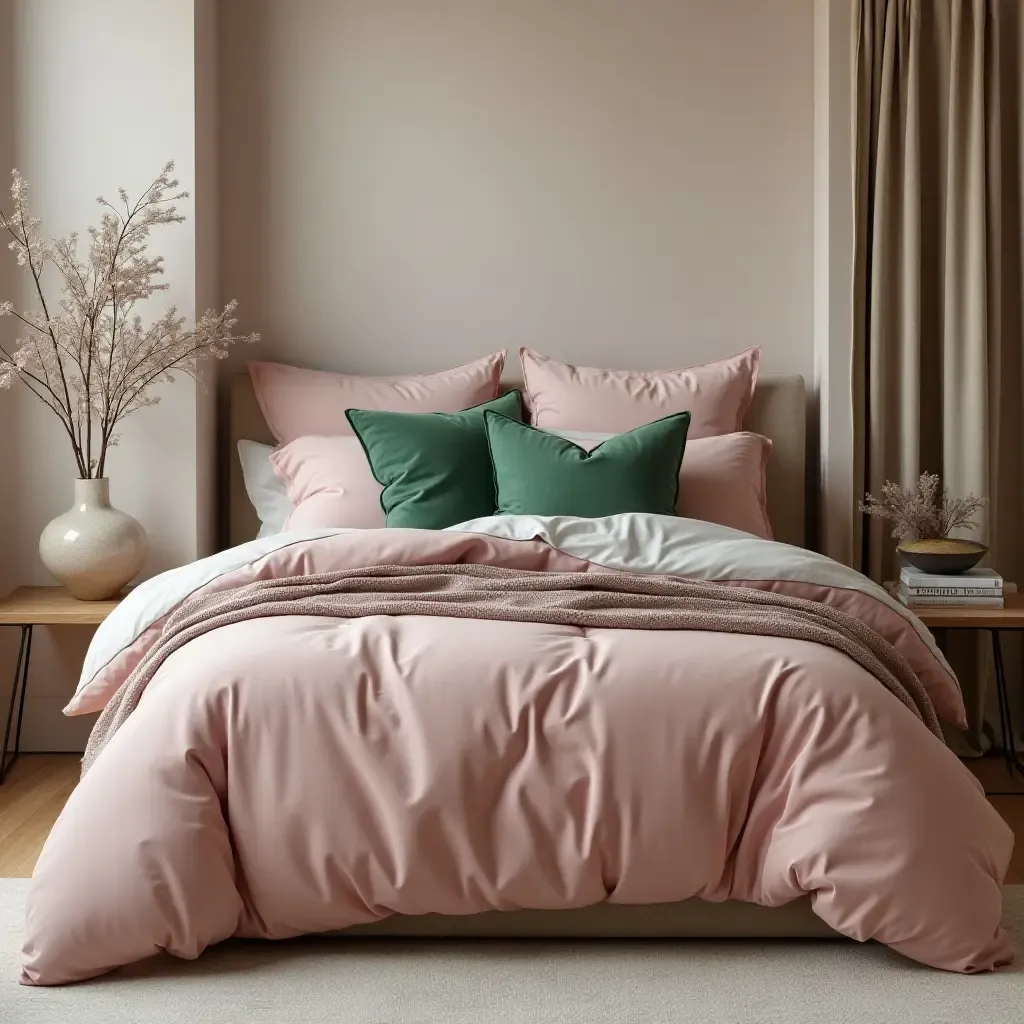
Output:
(12, 625), (32, 757)
(988, 631), (1011, 756)
(990, 630), (1024, 780)
(1, 625), (32, 784)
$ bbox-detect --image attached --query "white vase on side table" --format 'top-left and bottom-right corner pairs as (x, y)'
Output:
(38, 478), (148, 600)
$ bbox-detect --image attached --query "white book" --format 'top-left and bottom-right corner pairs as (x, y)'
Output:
(898, 587), (1004, 609)
(903, 585), (1003, 598)
(899, 566), (1002, 590)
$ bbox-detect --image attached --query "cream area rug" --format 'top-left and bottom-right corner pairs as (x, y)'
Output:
(1, 882), (1023, 1024)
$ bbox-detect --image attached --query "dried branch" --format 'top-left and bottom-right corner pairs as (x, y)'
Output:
(0, 163), (259, 477)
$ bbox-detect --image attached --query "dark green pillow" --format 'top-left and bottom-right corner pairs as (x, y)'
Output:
(346, 390), (523, 529)
(484, 410), (690, 518)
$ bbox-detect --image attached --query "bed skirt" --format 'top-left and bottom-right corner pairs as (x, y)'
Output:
(336, 899), (842, 940)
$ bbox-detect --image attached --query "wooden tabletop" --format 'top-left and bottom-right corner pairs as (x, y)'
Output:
(883, 584), (1024, 629)
(906, 594), (1024, 628)
(0, 586), (123, 626)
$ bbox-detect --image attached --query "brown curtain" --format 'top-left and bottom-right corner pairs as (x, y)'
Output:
(853, 0), (1024, 755)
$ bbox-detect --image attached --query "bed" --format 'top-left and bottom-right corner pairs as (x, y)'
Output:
(226, 372), (816, 945)
(18, 366), (1014, 985)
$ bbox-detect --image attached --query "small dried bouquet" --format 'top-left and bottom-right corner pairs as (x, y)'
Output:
(859, 472), (987, 542)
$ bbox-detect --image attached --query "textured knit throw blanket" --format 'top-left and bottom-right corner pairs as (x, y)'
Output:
(82, 564), (941, 774)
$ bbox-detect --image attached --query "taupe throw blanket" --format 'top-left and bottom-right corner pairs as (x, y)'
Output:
(83, 564), (941, 773)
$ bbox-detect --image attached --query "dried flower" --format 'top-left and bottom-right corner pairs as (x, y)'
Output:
(859, 472), (987, 542)
(0, 163), (259, 477)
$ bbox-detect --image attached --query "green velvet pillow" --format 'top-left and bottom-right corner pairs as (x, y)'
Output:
(346, 390), (524, 529)
(484, 410), (690, 518)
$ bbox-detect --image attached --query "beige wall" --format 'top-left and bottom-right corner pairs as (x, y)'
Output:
(0, 0), (205, 750)
(219, 0), (815, 379)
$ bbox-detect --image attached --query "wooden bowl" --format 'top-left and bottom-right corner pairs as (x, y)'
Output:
(897, 538), (988, 575)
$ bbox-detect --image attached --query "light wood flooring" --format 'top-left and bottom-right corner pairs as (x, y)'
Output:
(0, 755), (80, 877)
(1, 754), (1023, 881)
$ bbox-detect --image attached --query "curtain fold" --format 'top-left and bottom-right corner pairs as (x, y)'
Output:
(853, 0), (1024, 754)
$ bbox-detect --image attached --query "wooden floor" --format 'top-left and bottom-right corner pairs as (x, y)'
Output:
(0, 755), (80, 877)
(1, 754), (1023, 881)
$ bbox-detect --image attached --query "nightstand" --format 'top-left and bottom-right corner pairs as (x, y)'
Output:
(0, 586), (122, 783)
(886, 586), (1024, 781)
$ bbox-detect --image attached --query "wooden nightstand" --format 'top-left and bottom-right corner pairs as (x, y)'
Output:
(0, 587), (123, 783)
(886, 585), (1024, 781)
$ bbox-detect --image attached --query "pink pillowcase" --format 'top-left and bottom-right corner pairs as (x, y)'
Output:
(556, 430), (772, 539)
(680, 433), (772, 539)
(274, 429), (772, 540)
(520, 347), (760, 438)
(251, 352), (507, 444)
(271, 436), (384, 531)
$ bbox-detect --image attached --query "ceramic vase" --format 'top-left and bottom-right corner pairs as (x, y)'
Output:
(38, 478), (148, 600)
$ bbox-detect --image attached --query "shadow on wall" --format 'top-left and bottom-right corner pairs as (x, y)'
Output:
(11, 629), (97, 751)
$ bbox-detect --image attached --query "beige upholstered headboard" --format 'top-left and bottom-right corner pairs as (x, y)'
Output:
(224, 372), (807, 550)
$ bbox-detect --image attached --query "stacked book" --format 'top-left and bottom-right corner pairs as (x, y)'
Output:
(898, 567), (1004, 609)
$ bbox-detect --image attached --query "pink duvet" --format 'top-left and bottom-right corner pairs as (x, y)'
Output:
(21, 521), (1014, 984)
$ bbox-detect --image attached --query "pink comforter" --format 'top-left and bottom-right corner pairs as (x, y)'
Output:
(21, 527), (1014, 984)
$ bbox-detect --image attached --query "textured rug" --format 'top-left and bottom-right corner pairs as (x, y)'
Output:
(2, 881), (1023, 1024)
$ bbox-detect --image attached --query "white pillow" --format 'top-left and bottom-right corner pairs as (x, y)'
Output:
(237, 440), (295, 537)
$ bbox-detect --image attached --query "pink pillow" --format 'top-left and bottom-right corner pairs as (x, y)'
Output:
(251, 351), (506, 444)
(520, 347), (760, 438)
(554, 429), (773, 539)
(271, 436), (384, 530)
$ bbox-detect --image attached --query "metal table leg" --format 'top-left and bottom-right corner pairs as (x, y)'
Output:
(990, 629), (1024, 780)
(1, 625), (32, 784)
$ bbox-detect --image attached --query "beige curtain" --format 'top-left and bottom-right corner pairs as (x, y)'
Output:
(852, 0), (1024, 755)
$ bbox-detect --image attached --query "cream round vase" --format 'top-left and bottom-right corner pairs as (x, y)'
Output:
(38, 479), (148, 600)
